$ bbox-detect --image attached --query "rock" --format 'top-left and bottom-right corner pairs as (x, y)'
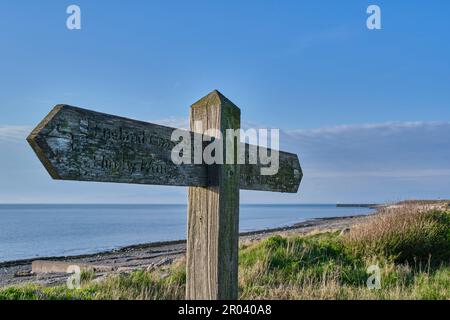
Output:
(91, 274), (108, 283)
(146, 257), (174, 272)
(14, 270), (33, 278)
(32, 260), (115, 274)
(117, 266), (144, 273)
(156, 257), (173, 267)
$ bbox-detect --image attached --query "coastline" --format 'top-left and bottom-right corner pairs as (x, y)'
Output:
(0, 214), (372, 288)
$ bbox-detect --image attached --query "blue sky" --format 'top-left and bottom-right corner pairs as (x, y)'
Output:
(0, 0), (449, 203)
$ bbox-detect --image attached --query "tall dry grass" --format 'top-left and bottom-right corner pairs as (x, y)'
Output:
(343, 204), (450, 264)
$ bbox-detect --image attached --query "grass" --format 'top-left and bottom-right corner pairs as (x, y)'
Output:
(1, 205), (449, 300)
(343, 205), (450, 264)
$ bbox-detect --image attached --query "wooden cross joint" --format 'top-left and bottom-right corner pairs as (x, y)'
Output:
(27, 90), (303, 300)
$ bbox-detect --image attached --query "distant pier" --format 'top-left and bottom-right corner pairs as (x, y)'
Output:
(336, 204), (379, 209)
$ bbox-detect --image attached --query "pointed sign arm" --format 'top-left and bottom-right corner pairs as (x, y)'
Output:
(27, 105), (302, 193)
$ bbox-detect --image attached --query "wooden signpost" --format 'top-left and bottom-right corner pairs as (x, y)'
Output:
(27, 90), (303, 300)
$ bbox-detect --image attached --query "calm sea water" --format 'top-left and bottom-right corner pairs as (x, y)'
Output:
(0, 204), (374, 262)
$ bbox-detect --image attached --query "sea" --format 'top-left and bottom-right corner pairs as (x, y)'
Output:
(0, 204), (374, 262)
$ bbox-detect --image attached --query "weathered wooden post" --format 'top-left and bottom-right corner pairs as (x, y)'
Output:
(26, 90), (303, 301)
(187, 91), (241, 300)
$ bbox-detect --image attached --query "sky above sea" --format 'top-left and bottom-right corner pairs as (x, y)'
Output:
(0, 1), (449, 203)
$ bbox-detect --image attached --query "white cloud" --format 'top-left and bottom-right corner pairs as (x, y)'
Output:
(0, 125), (31, 142)
(287, 121), (450, 136)
(151, 118), (189, 130)
(307, 169), (450, 179)
(281, 121), (450, 180)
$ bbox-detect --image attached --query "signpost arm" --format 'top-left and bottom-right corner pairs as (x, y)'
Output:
(186, 90), (241, 300)
(26, 90), (303, 300)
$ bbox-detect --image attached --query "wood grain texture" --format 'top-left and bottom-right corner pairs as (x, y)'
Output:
(27, 105), (207, 187)
(240, 148), (302, 193)
(27, 105), (302, 192)
(186, 90), (240, 300)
